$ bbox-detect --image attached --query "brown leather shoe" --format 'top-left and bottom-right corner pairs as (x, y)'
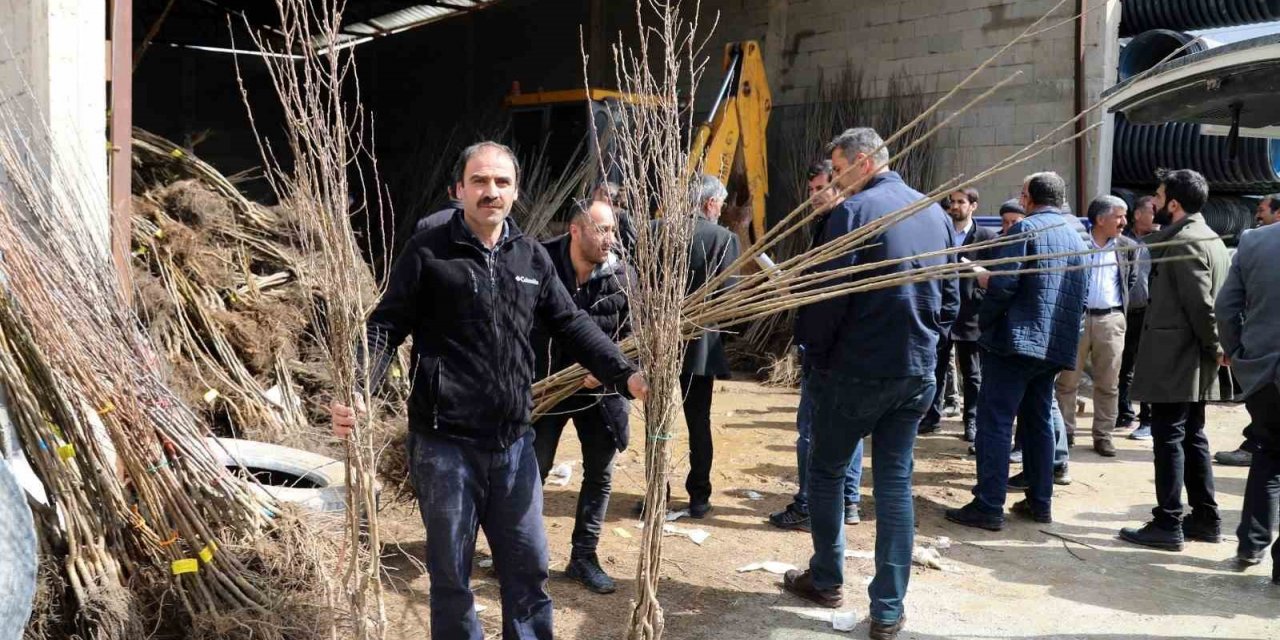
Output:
(782, 569), (843, 609)
(870, 616), (906, 640)
(1094, 439), (1117, 457)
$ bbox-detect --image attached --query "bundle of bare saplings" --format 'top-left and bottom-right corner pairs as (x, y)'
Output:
(128, 129), (412, 490)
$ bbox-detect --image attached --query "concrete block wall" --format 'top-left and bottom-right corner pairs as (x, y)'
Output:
(700, 0), (1120, 214)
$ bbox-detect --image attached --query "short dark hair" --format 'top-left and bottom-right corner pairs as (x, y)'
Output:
(1264, 194), (1280, 213)
(1024, 172), (1067, 209)
(806, 160), (833, 181)
(950, 187), (980, 205)
(1087, 195), (1127, 224)
(999, 199), (1025, 216)
(1134, 194), (1156, 212)
(454, 141), (521, 185)
(568, 198), (594, 225)
(1156, 168), (1209, 214)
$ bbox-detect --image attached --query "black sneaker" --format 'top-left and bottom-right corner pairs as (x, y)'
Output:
(870, 616), (906, 640)
(945, 502), (1005, 531)
(768, 504), (811, 531)
(565, 554), (616, 594)
(782, 569), (843, 608)
(689, 501), (712, 519)
(962, 422), (976, 443)
(1119, 521), (1184, 551)
(1182, 517), (1222, 543)
(917, 421), (941, 435)
(1010, 499), (1052, 523)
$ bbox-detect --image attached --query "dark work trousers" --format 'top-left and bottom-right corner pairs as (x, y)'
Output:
(1117, 308), (1151, 426)
(532, 405), (617, 559)
(1149, 402), (1220, 530)
(922, 336), (981, 429)
(680, 374), (715, 504)
(407, 430), (552, 640)
(1237, 382), (1280, 578)
(974, 352), (1059, 515)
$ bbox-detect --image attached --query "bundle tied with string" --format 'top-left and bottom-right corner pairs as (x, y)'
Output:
(236, 0), (389, 637)
(585, 2), (715, 638)
(0, 87), (335, 640)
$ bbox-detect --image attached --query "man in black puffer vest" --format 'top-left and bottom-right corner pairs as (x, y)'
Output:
(531, 199), (636, 595)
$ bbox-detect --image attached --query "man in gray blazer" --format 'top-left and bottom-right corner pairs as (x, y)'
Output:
(1216, 221), (1280, 581)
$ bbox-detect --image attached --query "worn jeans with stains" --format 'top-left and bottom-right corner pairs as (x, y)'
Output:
(805, 369), (933, 625)
(408, 430), (553, 640)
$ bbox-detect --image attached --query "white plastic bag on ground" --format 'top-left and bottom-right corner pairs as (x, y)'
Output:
(912, 546), (944, 570)
(736, 561), (796, 574)
(546, 462), (575, 486)
(831, 609), (859, 632)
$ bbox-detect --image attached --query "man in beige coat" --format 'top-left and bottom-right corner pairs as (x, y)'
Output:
(1120, 169), (1230, 552)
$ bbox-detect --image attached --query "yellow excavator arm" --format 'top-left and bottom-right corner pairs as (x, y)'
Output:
(687, 41), (772, 242)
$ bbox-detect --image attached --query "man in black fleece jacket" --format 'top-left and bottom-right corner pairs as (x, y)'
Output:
(331, 142), (648, 640)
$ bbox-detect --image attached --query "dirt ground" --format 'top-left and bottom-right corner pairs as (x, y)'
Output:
(376, 378), (1280, 639)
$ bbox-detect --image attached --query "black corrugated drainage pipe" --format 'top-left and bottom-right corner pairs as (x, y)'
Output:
(1112, 115), (1280, 193)
(1118, 29), (1210, 80)
(1121, 0), (1280, 37)
(1112, 188), (1258, 246)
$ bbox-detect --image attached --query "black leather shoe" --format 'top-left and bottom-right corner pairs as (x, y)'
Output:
(566, 554), (616, 594)
(945, 502), (1005, 531)
(1010, 499), (1052, 524)
(917, 421), (941, 435)
(1007, 472), (1029, 491)
(1235, 550), (1265, 570)
(782, 569), (843, 608)
(689, 501), (712, 519)
(1182, 517), (1222, 543)
(870, 616), (906, 640)
(1119, 521), (1184, 551)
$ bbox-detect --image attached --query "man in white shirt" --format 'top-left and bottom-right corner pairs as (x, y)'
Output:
(1056, 195), (1138, 457)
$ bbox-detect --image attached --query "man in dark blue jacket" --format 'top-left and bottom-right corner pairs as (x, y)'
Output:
(331, 142), (648, 640)
(946, 171), (1088, 532)
(530, 199), (635, 595)
(783, 128), (958, 640)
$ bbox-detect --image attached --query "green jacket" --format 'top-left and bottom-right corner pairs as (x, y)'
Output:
(1131, 213), (1229, 403)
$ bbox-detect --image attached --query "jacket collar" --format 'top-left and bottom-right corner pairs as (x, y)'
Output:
(448, 209), (524, 252)
(547, 234), (619, 289)
(863, 170), (903, 192)
(1145, 212), (1204, 245)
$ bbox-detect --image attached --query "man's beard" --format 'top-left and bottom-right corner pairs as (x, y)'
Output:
(1153, 203), (1173, 226)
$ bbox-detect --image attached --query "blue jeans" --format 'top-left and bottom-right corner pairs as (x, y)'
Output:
(795, 368), (863, 512)
(975, 352), (1060, 514)
(806, 369), (933, 625)
(1014, 395), (1071, 469)
(408, 431), (553, 640)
